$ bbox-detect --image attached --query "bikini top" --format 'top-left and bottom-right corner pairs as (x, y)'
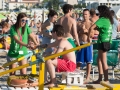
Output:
(45, 19), (53, 32)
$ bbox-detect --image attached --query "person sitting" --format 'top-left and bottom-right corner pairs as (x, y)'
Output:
(0, 21), (10, 50)
(34, 25), (76, 87)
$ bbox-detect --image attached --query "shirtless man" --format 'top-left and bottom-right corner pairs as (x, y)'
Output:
(57, 4), (80, 46)
(90, 9), (99, 39)
(77, 9), (94, 83)
(39, 25), (76, 87)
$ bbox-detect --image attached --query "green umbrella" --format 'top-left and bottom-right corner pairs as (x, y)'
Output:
(0, 14), (6, 19)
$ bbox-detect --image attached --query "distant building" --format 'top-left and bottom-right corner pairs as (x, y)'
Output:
(59, 0), (78, 5)
(8, 0), (43, 10)
(78, 0), (120, 9)
(0, 0), (2, 9)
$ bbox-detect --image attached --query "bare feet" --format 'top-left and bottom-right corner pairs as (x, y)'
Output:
(102, 80), (110, 83)
(45, 83), (58, 88)
(47, 83), (56, 88)
(44, 81), (51, 85)
(84, 80), (90, 84)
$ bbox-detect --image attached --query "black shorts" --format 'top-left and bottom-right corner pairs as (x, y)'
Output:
(97, 42), (111, 52)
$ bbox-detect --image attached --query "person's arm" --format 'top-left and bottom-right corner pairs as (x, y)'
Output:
(56, 18), (61, 25)
(10, 26), (29, 47)
(33, 40), (58, 50)
(117, 24), (120, 32)
(55, 41), (65, 53)
(88, 24), (96, 38)
(72, 20), (80, 46)
(116, 20), (120, 32)
(88, 18), (102, 38)
(53, 40), (65, 59)
(29, 32), (39, 45)
(13, 35), (28, 47)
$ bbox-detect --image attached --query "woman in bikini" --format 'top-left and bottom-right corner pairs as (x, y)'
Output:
(39, 9), (58, 56)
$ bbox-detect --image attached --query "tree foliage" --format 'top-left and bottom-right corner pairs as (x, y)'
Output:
(42, 0), (62, 11)
(74, 4), (86, 8)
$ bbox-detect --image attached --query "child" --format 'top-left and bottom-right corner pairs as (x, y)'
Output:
(0, 21), (10, 50)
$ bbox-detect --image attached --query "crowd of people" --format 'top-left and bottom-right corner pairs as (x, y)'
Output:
(0, 4), (120, 88)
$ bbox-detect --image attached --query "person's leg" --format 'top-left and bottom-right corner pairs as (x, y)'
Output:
(44, 66), (48, 83)
(93, 50), (103, 83)
(45, 59), (58, 87)
(19, 59), (27, 75)
(7, 56), (16, 75)
(9, 64), (16, 75)
(3, 41), (7, 50)
(100, 50), (108, 82)
(77, 63), (81, 70)
(76, 48), (84, 70)
(86, 63), (91, 81)
(84, 46), (92, 83)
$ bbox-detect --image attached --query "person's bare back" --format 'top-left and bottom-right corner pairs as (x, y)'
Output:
(57, 4), (80, 45)
(58, 16), (75, 38)
(60, 38), (76, 63)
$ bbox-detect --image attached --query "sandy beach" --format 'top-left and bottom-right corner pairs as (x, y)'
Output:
(0, 50), (120, 88)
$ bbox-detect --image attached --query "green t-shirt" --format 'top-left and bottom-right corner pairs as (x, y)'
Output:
(95, 17), (112, 43)
(7, 25), (32, 58)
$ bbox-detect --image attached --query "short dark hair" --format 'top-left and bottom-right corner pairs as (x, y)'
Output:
(90, 8), (96, 16)
(62, 4), (73, 14)
(110, 10), (115, 16)
(83, 9), (90, 13)
(52, 25), (64, 37)
(48, 9), (58, 18)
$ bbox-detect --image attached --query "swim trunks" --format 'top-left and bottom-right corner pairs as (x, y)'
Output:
(76, 45), (93, 64)
(56, 58), (76, 72)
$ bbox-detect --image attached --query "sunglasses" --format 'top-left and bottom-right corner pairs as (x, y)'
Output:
(21, 19), (27, 23)
(51, 31), (55, 33)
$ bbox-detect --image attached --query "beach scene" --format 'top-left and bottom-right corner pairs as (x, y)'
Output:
(0, 0), (120, 90)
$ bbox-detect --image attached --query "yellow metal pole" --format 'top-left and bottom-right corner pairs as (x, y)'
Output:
(38, 63), (45, 90)
(100, 81), (114, 89)
(31, 55), (36, 74)
(3, 56), (25, 68)
(44, 43), (92, 61)
(38, 42), (93, 90)
(0, 64), (29, 76)
(0, 43), (94, 77)
(2, 49), (39, 68)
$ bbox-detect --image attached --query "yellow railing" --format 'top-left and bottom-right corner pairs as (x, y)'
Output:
(0, 43), (94, 90)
